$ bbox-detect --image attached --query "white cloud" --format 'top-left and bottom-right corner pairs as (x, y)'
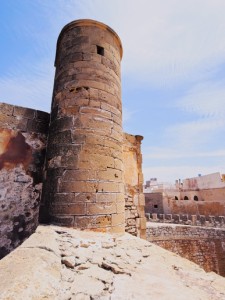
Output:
(0, 59), (54, 112)
(36, 0), (225, 86)
(143, 147), (225, 160)
(2, 0), (225, 110)
(143, 165), (225, 183)
(165, 117), (225, 149)
(177, 80), (225, 118)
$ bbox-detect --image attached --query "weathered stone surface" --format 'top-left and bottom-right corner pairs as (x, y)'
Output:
(0, 104), (49, 259)
(42, 20), (125, 232)
(123, 133), (146, 238)
(1, 225), (225, 300)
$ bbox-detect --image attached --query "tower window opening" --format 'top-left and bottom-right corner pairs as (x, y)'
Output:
(184, 196), (189, 200)
(175, 196), (178, 200)
(97, 45), (104, 56)
(154, 204), (158, 209)
(194, 195), (198, 201)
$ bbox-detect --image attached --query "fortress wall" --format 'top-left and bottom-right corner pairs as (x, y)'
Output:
(164, 195), (225, 216)
(42, 20), (125, 233)
(0, 102), (49, 258)
(146, 212), (225, 227)
(146, 223), (225, 276)
(123, 133), (146, 239)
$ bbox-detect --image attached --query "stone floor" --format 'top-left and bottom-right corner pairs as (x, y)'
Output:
(1, 225), (225, 299)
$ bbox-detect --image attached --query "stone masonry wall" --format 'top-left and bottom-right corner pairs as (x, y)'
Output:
(146, 223), (225, 276)
(123, 133), (146, 239)
(0, 102), (49, 258)
(146, 212), (225, 227)
(41, 19), (125, 233)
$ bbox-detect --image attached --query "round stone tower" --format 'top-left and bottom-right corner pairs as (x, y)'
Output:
(42, 19), (124, 233)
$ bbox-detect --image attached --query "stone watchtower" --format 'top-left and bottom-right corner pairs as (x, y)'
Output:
(42, 20), (125, 233)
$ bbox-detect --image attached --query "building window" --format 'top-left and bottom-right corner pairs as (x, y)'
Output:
(97, 45), (104, 56)
(194, 195), (198, 201)
(175, 196), (178, 200)
(154, 204), (158, 208)
(184, 196), (189, 200)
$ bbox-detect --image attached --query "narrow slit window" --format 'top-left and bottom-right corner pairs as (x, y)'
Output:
(97, 45), (104, 56)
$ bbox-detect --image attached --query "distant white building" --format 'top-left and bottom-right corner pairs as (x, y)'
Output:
(144, 172), (225, 217)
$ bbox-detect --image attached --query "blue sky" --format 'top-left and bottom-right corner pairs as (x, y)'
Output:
(1, 0), (225, 183)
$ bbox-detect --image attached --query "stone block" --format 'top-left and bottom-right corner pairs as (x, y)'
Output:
(48, 130), (72, 144)
(138, 194), (145, 206)
(114, 158), (123, 171)
(0, 103), (14, 115)
(109, 224), (124, 234)
(89, 88), (99, 100)
(27, 119), (49, 134)
(116, 201), (125, 214)
(60, 181), (98, 193)
(62, 98), (89, 108)
(59, 52), (83, 65)
(96, 193), (117, 203)
(60, 106), (79, 116)
(62, 170), (96, 181)
(50, 203), (86, 215)
(36, 110), (50, 122)
(80, 107), (112, 120)
(74, 215), (111, 228)
(46, 145), (81, 159)
(101, 101), (121, 117)
(97, 169), (122, 182)
(127, 219), (136, 226)
(50, 193), (76, 204)
(49, 117), (73, 133)
(97, 182), (120, 193)
(116, 193), (125, 203)
(78, 154), (115, 170)
(112, 213), (125, 226)
(61, 154), (79, 168)
(13, 106), (35, 119)
(50, 215), (74, 227)
(75, 193), (96, 203)
(152, 213), (158, 221)
(87, 202), (116, 215)
(71, 132), (86, 144)
(112, 113), (122, 126)
(111, 129), (122, 142)
(80, 115), (113, 132)
(89, 100), (100, 108)
(0, 114), (28, 131)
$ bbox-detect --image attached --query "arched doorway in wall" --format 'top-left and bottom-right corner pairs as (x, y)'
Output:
(194, 195), (198, 201)
(184, 196), (189, 200)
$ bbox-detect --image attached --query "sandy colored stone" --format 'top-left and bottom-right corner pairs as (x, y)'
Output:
(71, 274), (105, 297)
(1, 225), (225, 300)
(61, 256), (76, 268)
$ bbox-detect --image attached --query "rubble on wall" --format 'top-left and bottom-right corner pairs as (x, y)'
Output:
(0, 103), (49, 258)
(123, 133), (146, 239)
